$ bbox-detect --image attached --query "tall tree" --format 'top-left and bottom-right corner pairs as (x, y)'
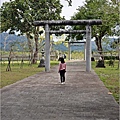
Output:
(71, 0), (119, 54)
(0, 0), (63, 63)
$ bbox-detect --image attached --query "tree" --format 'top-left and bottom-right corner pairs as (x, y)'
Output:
(65, 0), (72, 6)
(0, 0), (63, 63)
(71, 0), (119, 54)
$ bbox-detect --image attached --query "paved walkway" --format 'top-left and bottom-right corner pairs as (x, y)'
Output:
(1, 61), (119, 120)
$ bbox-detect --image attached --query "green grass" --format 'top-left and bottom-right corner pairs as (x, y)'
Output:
(0, 61), (59, 88)
(92, 60), (119, 103)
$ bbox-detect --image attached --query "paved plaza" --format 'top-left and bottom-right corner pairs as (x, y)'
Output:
(1, 60), (119, 120)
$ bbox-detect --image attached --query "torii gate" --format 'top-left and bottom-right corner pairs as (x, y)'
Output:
(33, 20), (102, 72)
(50, 30), (86, 61)
(69, 41), (86, 60)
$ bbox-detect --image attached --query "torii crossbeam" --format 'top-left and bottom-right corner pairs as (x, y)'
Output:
(33, 20), (102, 26)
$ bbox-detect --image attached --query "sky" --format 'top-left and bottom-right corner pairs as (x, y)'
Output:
(0, 0), (85, 20)
(60, 0), (85, 19)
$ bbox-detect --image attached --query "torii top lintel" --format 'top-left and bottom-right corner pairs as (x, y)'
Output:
(33, 19), (102, 26)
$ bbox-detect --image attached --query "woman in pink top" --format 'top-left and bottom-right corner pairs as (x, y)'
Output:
(58, 57), (66, 84)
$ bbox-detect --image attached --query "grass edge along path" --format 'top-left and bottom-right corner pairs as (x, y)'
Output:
(0, 61), (59, 88)
(92, 61), (119, 104)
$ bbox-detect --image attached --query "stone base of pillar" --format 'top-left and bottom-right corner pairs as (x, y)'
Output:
(38, 57), (45, 67)
(96, 60), (105, 68)
(91, 57), (95, 61)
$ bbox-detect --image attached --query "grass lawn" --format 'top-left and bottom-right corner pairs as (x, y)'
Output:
(0, 61), (59, 88)
(92, 60), (119, 103)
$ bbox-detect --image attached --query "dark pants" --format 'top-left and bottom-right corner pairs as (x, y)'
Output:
(59, 69), (66, 83)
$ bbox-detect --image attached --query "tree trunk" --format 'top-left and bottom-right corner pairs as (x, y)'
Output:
(26, 33), (33, 63)
(117, 46), (120, 69)
(32, 27), (39, 64)
(95, 35), (103, 54)
(6, 47), (12, 71)
(32, 34), (39, 64)
(95, 35), (105, 67)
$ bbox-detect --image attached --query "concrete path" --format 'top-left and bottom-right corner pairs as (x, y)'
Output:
(1, 61), (119, 120)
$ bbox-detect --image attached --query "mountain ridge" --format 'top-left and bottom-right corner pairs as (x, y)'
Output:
(0, 33), (116, 52)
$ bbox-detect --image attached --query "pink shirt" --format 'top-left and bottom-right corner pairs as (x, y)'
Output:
(59, 63), (66, 71)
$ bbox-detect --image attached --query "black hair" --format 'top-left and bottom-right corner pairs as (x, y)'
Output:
(60, 57), (65, 63)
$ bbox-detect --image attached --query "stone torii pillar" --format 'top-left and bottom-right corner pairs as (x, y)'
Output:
(45, 24), (50, 72)
(84, 42), (86, 61)
(68, 41), (71, 60)
(86, 25), (91, 72)
(33, 20), (102, 72)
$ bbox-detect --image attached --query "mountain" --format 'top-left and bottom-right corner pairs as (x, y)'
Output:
(102, 37), (118, 51)
(53, 43), (68, 51)
(0, 32), (117, 52)
(0, 33), (28, 51)
(53, 41), (98, 51)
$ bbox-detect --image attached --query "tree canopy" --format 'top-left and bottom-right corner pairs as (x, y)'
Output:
(0, 0), (63, 34)
(0, 0), (64, 63)
(71, 0), (119, 52)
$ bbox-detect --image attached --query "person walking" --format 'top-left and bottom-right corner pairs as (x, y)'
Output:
(58, 57), (66, 84)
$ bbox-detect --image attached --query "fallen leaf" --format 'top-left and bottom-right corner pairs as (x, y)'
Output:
(108, 92), (112, 95)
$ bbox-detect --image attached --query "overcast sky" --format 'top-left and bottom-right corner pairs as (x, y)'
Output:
(60, 0), (85, 19)
(0, 0), (85, 20)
